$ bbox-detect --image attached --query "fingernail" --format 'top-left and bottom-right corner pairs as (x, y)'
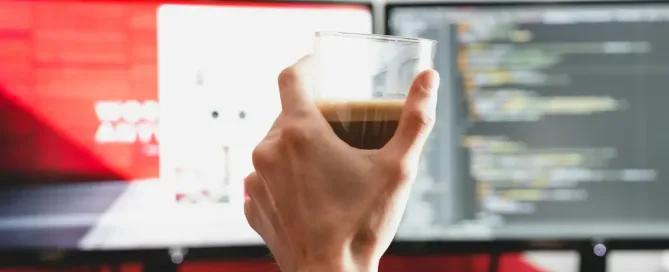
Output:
(423, 70), (440, 92)
(422, 71), (440, 110)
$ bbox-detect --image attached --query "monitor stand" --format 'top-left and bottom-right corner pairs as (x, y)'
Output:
(144, 263), (178, 272)
(578, 247), (606, 272)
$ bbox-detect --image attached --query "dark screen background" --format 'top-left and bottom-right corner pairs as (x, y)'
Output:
(389, 5), (669, 240)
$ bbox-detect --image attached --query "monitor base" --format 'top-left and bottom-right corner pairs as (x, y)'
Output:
(144, 263), (178, 272)
(579, 247), (606, 272)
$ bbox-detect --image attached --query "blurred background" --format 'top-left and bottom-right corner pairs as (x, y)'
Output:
(0, 0), (668, 271)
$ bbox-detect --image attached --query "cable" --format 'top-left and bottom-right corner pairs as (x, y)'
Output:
(488, 253), (500, 272)
(109, 264), (121, 272)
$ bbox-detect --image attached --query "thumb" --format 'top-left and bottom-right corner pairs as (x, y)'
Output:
(384, 69), (440, 159)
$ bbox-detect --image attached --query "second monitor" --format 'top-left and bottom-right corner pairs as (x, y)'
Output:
(387, 2), (669, 241)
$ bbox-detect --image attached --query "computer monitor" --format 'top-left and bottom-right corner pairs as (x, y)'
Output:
(387, 1), (669, 241)
(0, 0), (372, 252)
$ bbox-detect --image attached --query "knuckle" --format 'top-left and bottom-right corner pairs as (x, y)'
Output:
(278, 67), (299, 89)
(280, 122), (312, 144)
(378, 155), (412, 181)
(407, 108), (435, 133)
(251, 144), (274, 170)
(244, 175), (262, 198)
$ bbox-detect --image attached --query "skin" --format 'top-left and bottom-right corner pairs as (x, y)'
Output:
(244, 55), (440, 272)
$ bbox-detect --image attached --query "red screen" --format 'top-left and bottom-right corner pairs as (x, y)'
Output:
(0, 0), (369, 185)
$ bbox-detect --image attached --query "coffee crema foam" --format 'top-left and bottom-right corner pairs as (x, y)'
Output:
(316, 100), (404, 150)
(316, 100), (404, 122)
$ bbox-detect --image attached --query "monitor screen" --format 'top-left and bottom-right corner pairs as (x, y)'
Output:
(0, 0), (372, 250)
(387, 3), (669, 241)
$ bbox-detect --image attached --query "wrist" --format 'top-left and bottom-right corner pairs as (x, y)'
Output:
(296, 257), (377, 272)
(292, 247), (378, 272)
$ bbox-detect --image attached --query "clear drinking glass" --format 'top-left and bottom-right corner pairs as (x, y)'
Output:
(313, 32), (437, 149)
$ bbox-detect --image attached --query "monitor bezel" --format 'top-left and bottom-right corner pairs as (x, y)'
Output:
(384, 0), (669, 35)
(9, 238), (669, 267)
(383, 0), (669, 255)
(0, 0), (373, 267)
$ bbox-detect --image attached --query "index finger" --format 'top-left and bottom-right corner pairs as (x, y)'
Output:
(277, 55), (316, 114)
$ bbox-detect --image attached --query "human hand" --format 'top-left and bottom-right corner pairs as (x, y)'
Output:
(244, 55), (440, 272)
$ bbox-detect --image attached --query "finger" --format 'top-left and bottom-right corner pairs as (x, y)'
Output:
(244, 172), (271, 232)
(245, 196), (283, 258)
(277, 55), (316, 114)
(244, 171), (282, 227)
(384, 69), (440, 158)
(244, 172), (289, 247)
(245, 196), (278, 247)
(244, 172), (273, 207)
(244, 196), (262, 233)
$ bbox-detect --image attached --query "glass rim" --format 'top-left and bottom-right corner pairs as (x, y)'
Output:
(315, 31), (437, 45)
